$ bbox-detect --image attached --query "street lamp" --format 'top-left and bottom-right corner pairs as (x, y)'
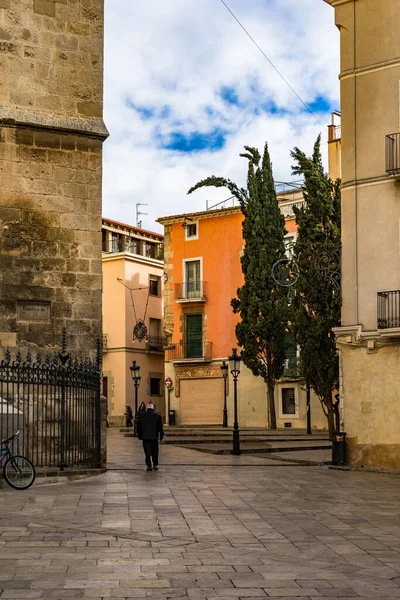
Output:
(220, 360), (228, 427)
(129, 360), (141, 437)
(228, 348), (241, 455)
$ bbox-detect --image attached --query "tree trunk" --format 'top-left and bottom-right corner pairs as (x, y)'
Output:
(267, 381), (277, 429)
(324, 394), (335, 441)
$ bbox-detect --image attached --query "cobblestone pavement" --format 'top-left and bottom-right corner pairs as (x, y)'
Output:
(0, 430), (400, 599)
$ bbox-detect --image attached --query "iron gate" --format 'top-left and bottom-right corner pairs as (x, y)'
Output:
(0, 331), (101, 469)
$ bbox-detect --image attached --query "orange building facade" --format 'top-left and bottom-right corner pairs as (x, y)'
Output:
(158, 194), (327, 429)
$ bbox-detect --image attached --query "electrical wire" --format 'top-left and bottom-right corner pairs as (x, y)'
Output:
(219, 0), (325, 129)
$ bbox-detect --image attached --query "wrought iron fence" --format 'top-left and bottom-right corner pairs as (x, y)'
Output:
(0, 330), (101, 469)
(377, 290), (400, 329)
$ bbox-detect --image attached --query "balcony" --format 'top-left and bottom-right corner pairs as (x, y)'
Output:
(175, 281), (207, 303)
(328, 124), (341, 143)
(279, 199), (305, 219)
(146, 335), (167, 352)
(165, 341), (212, 362)
(282, 356), (300, 379)
(378, 290), (400, 329)
(386, 133), (400, 179)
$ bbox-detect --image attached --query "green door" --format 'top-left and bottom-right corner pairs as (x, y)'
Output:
(186, 314), (203, 358)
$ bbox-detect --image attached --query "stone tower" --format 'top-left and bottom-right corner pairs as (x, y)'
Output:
(0, 0), (107, 356)
(325, 0), (400, 469)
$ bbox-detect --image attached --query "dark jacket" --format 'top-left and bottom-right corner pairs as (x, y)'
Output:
(137, 410), (164, 441)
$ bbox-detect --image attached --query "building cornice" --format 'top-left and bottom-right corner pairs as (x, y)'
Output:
(334, 324), (400, 353)
(323, 0), (355, 6)
(157, 206), (242, 226)
(102, 252), (164, 269)
(340, 56), (400, 81)
(0, 107), (109, 140)
(341, 174), (397, 190)
(102, 217), (164, 241)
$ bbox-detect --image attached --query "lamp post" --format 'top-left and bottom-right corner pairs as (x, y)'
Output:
(129, 360), (141, 437)
(306, 383), (312, 435)
(220, 361), (228, 427)
(228, 348), (241, 455)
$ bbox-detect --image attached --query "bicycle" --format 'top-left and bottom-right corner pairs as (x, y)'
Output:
(0, 431), (35, 490)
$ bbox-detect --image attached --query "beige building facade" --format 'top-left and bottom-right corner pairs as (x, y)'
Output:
(102, 219), (165, 424)
(0, 0), (107, 357)
(325, 0), (400, 469)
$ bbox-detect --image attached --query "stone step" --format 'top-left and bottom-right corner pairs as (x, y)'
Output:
(178, 443), (332, 455)
(162, 437), (329, 445)
(123, 433), (328, 444)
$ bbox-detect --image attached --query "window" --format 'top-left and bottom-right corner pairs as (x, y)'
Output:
(185, 259), (201, 297)
(148, 319), (162, 349)
(185, 221), (198, 240)
(102, 229), (108, 252)
(149, 276), (160, 296)
(128, 237), (141, 255)
(282, 388), (296, 415)
(146, 243), (156, 258)
(111, 232), (122, 253)
(150, 378), (161, 396)
(284, 234), (296, 258)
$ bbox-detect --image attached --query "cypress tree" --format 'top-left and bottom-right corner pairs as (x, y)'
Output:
(290, 136), (341, 439)
(188, 143), (288, 428)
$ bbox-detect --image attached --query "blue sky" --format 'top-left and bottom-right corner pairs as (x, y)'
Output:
(103, 0), (340, 232)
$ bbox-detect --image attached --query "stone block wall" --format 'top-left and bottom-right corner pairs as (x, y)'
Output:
(0, 0), (104, 121)
(0, 0), (107, 357)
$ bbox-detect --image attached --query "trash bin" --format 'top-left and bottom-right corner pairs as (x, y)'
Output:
(332, 431), (346, 465)
(168, 409), (176, 426)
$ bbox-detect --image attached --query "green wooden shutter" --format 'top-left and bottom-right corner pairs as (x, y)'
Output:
(186, 314), (203, 358)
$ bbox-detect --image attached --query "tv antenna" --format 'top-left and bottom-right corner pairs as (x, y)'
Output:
(136, 203), (148, 228)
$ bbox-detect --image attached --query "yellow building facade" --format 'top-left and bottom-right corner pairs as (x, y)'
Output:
(102, 219), (165, 425)
(325, 0), (400, 469)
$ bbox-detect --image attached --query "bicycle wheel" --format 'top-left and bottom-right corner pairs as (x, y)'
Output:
(3, 455), (35, 490)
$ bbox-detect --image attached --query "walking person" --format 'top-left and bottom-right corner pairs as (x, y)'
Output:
(137, 403), (164, 471)
(138, 401), (146, 414)
(125, 405), (133, 428)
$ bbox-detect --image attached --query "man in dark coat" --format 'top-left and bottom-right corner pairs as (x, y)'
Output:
(137, 403), (164, 471)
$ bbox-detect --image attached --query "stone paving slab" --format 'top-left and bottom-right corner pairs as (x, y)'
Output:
(0, 430), (399, 598)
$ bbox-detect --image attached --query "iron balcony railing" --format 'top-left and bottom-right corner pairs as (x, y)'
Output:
(386, 133), (400, 176)
(282, 356), (300, 379)
(378, 291), (400, 329)
(279, 200), (305, 219)
(328, 124), (341, 143)
(146, 336), (167, 352)
(165, 341), (212, 361)
(175, 281), (207, 300)
(102, 238), (164, 260)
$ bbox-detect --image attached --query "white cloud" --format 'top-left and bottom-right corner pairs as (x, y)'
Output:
(103, 0), (339, 232)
